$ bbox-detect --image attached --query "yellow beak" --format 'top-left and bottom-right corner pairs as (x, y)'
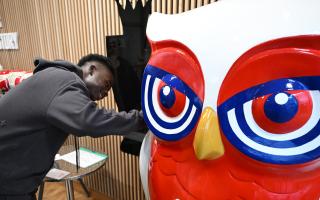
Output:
(193, 107), (225, 160)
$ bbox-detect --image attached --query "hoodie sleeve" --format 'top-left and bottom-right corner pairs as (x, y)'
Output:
(46, 79), (146, 137)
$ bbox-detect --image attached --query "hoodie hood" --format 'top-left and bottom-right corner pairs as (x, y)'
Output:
(33, 58), (83, 79)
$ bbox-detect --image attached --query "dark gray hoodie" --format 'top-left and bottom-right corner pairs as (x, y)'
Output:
(0, 59), (145, 194)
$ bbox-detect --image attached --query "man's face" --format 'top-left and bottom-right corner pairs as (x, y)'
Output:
(83, 61), (113, 101)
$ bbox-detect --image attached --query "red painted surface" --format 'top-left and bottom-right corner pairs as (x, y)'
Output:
(252, 91), (313, 134)
(147, 36), (320, 199)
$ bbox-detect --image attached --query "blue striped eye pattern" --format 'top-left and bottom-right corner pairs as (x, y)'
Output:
(142, 65), (203, 141)
(218, 77), (320, 164)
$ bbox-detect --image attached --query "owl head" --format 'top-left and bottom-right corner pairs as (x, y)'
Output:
(142, 0), (320, 171)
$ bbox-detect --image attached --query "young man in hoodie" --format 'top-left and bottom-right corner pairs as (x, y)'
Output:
(0, 54), (146, 199)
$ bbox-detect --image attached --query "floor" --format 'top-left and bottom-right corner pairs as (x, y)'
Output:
(38, 182), (112, 200)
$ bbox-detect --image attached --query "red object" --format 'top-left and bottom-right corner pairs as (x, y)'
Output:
(0, 79), (9, 92)
(252, 90), (313, 134)
(0, 70), (32, 94)
(148, 36), (320, 200)
(148, 40), (205, 102)
(149, 136), (320, 199)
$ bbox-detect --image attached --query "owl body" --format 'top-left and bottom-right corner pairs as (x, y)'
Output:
(148, 136), (320, 199)
(140, 0), (320, 199)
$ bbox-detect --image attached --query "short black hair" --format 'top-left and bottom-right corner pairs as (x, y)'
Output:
(78, 54), (114, 76)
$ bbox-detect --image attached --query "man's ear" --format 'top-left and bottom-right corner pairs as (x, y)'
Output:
(89, 65), (96, 75)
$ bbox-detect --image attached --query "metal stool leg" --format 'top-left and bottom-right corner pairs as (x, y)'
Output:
(38, 182), (45, 200)
(78, 178), (91, 197)
(65, 180), (75, 200)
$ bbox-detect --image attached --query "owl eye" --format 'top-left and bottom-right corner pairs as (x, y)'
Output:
(159, 85), (176, 109)
(218, 78), (320, 164)
(142, 65), (202, 141)
(252, 91), (313, 134)
(158, 75), (187, 117)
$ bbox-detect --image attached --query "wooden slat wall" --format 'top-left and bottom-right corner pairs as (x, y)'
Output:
(0, 0), (216, 199)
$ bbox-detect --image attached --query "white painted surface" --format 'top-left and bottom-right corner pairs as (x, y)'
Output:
(147, 0), (320, 110)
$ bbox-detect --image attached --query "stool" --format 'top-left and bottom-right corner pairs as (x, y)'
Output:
(38, 178), (90, 200)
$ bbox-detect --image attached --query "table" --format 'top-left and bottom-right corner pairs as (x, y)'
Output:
(38, 145), (107, 200)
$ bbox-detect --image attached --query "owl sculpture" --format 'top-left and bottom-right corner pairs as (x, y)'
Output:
(139, 0), (320, 199)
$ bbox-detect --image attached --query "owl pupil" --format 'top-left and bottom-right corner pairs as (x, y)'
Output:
(264, 92), (298, 123)
(160, 85), (175, 109)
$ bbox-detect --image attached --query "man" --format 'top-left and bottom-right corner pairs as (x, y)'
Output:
(0, 54), (146, 199)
